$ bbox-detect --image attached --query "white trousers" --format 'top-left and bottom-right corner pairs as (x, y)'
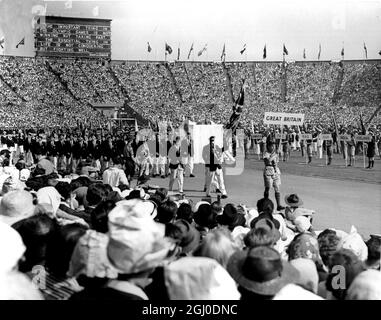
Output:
(169, 167), (184, 192)
(181, 156), (194, 175)
(205, 167), (227, 196)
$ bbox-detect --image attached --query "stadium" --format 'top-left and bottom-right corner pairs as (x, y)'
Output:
(0, 0), (380, 304)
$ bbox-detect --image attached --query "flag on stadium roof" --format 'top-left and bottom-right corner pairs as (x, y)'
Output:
(263, 44), (267, 59)
(16, 37), (25, 48)
(187, 43), (194, 59)
(363, 42), (367, 59)
(341, 46), (344, 58)
(177, 46), (180, 60)
(303, 48), (306, 59)
(379, 50), (381, 55)
(240, 44), (247, 55)
(221, 43), (226, 61)
(318, 43), (321, 60)
(283, 44), (288, 55)
(197, 44), (207, 57)
(165, 43), (173, 54)
(147, 42), (152, 53)
(0, 37), (4, 49)
(134, 119), (139, 132)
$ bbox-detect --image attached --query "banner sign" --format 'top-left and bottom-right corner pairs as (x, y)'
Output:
(355, 135), (372, 142)
(299, 133), (312, 140)
(263, 112), (305, 126)
(320, 134), (332, 141)
(252, 134), (263, 139)
(275, 133), (287, 139)
(338, 134), (351, 142)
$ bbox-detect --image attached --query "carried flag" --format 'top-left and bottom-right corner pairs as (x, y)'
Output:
(16, 37), (25, 48)
(283, 44), (288, 55)
(187, 43), (194, 59)
(263, 44), (267, 59)
(303, 48), (306, 59)
(197, 43), (207, 57)
(318, 43), (321, 60)
(147, 42), (152, 53)
(165, 43), (173, 54)
(221, 43), (226, 61)
(363, 42), (367, 59)
(240, 44), (247, 55)
(0, 37), (4, 49)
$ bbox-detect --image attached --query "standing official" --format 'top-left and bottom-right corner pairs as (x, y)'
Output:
(168, 136), (184, 193)
(181, 132), (195, 178)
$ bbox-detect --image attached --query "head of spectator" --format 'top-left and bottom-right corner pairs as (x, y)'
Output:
(211, 201), (223, 216)
(289, 258), (319, 294)
(155, 200), (178, 224)
(91, 200), (116, 234)
(162, 257), (240, 299)
(149, 193), (163, 208)
(155, 188), (168, 202)
(193, 202), (217, 231)
(244, 218), (280, 249)
(86, 183), (108, 208)
(318, 229), (341, 267)
(227, 246), (300, 300)
(0, 220), (26, 274)
(67, 229), (118, 289)
(12, 214), (58, 273)
(193, 228), (237, 268)
(71, 176), (92, 190)
(165, 219), (200, 255)
(45, 223), (88, 278)
(325, 249), (366, 300)
(0, 190), (35, 226)
(176, 203), (193, 224)
(1, 176), (26, 195)
(337, 227), (368, 262)
(36, 186), (62, 216)
(54, 181), (74, 203)
(19, 168), (31, 183)
(107, 199), (172, 277)
(72, 186), (88, 210)
(216, 204), (246, 231)
(106, 191), (123, 203)
(365, 235), (381, 270)
(346, 270), (381, 300)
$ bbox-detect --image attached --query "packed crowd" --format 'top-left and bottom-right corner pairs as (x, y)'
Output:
(0, 132), (380, 300)
(1, 57), (380, 131)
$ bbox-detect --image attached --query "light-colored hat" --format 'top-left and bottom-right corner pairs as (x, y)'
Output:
(0, 271), (44, 300)
(273, 284), (324, 300)
(289, 258), (319, 294)
(346, 270), (381, 300)
(107, 199), (172, 274)
(338, 226), (368, 262)
(164, 257), (241, 300)
(19, 169), (31, 182)
(1, 176), (26, 195)
(294, 216), (312, 233)
(0, 190), (35, 226)
(68, 230), (118, 280)
(0, 221), (26, 274)
(36, 187), (62, 215)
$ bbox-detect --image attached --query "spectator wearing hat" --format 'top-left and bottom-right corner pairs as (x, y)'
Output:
(244, 218), (281, 249)
(262, 142), (284, 211)
(216, 203), (246, 232)
(166, 219), (200, 256)
(227, 246), (300, 300)
(0, 190), (36, 226)
(346, 270), (381, 300)
(365, 235), (381, 270)
(289, 258), (319, 294)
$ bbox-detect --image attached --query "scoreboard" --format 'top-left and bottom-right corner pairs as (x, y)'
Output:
(35, 16), (111, 59)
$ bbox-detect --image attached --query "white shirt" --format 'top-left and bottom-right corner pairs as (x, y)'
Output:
(102, 167), (129, 188)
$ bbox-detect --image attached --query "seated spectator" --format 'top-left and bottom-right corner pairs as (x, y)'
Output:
(273, 283), (324, 300)
(337, 226), (368, 262)
(365, 235), (381, 270)
(193, 202), (217, 238)
(244, 218), (281, 249)
(318, 229), (341, 269)
(155, 199), (178, 224)
(216, 203), (246, 232)
(346, 270), (381, 300)
(175, 203), (193, 224)
(90, 200), (116, 234)
(227, 246), (300, 300)
(165, 219), (200, 256)
(35, 147), (55, 176)
(0, 190), (36, 226)
(289, 258), (319, 294)
(193, 228), (237, 268)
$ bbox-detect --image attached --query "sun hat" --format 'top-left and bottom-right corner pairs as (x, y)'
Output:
(227, 246), (300, 296)
(0, 190), (35, 226)
(346, 270), (381, 300)
(252, 218), (281, 243)
(36, 186), (62, 215)
(338, 226), (368, 262)
(294, 216), (312, 233)
(0, 220), (26, 274)
(67, 230), (118, 280)
(289, 258), (319, 294)
(273, 283), (324, 300)
(164, 257), (241, 300)
(107, 199), (172, 274)
(284, 194), (303, 207)
(287, 233), (324, 269)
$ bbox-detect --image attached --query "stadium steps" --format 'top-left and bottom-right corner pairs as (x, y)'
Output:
(0, 74), (27, 102)
(77, 63), (104, 103)
(44, 60), (80, 102)
(108, 66), (131, 102)
(162, 62), (184, 103)
(221, 62), (235, 103)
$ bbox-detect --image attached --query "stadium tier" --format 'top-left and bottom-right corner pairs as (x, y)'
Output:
(0, 56), (380, 129)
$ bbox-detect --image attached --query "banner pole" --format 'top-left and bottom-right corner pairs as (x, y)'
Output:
(363, 142), (365, 168)
(325, 140), (328, 166)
